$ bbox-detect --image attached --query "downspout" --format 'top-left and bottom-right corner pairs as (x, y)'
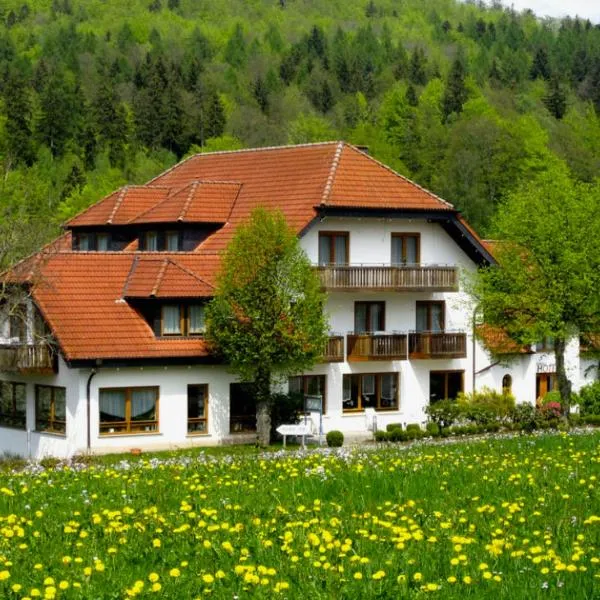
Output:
(86, 369), (97, 452)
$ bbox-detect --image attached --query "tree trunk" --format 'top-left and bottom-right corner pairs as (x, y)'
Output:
(554, 337), (572, 415)
(255, 369), (271, 448)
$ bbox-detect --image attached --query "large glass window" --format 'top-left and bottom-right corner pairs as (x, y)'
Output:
(429, 371), (463, 403)
(318, 232), (349, 266)
(188, 384), (208, 434)
(391, 233), (420, 265)
(416, 301), (445, 332)
(342, 373), (399, 412)
(166, 231), (180, 251)
(145, 231), (158, 251)
(229, 383), (256, 433)
(99, 387), (158, 435)
(188, 305), (206, 334)
(35, 385), (66, 434)
(289, 375), (327, 414)
(354, 301), (385, 333)
(0, 381), (26, 429)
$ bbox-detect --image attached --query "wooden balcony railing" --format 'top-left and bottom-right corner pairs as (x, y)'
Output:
(322, 335), (344, 362)
(316, 264), (459, 292)
(347, 333), (408, 362)
(0, 344), (56, 373)
(409, 332), (467, 359)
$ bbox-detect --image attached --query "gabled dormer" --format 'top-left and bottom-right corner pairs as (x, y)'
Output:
(121, 256), (213, 338)
(64, 181), (242, 253)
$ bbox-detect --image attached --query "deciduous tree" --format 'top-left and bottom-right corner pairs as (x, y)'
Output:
(475, 170), (600, 411)
(206, 209), (328, 446)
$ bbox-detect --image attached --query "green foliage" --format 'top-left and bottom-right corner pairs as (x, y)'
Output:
(572, 381), (600, 416)
(425, 422), (440, 437)
(205, 208), (328, 445)
(385, 423), (402, 432)
(1, 0), (600, 259)
(475, 171), (600, 407)
(425, 399), (462, 429)
(457, 386), (515, 419)
(326, 430), (344, 447)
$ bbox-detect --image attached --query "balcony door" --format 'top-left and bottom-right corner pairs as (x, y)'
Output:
(355, 301), (385, 333)
(416, 301), (444, 332)
(318, 232), (348, 266)
(391, 233), (420, 265)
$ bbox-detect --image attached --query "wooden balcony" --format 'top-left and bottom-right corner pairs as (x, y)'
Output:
(409, 332), (467, 359)
(347, 333), (408, 362)
(316, 264), (459, 292)
(0, 344), (56, 373)
(322, 335), (344, 362)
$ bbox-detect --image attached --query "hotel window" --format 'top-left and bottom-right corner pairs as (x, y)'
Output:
(144, 231), (158, 251)
(160, 305), (205, 336)
(318, 232), (349, 266)
(9, 309), (25, 341)
(536, 337), (554, 352)
(99, 387), (159, 435)
(188, 384), (208, 434)
(342, 373), (399, 412)
(35, 385), (66, 434)
(289, 375), (327, 414)
(429, 371), (463, 403)
(0, 381), (26, 430)
(354, 301), (385, 333)
(416, 301), (445, 332)
(502, 374), (512, 394)
(97, 233), (110, 251)
(166, 231), (180, 251)
(391, 233), (420, 265)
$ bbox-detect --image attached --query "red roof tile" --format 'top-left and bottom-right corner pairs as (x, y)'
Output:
(132, 181), (241, 224)
(6, 142), (487, 361)
(123, 256), (214, 298)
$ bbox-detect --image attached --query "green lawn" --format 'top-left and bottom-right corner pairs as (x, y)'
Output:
(0, 432), (599, 599)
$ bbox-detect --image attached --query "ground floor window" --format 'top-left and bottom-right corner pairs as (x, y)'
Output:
(99, 387), (158, 435)
(35, 385), (66, 434)
(188, 384), (208, 434)
(342, 373), (399, 412)
(429, 371), (463, 403)
(536, 373), (558, 404)
(288, 375), (327, 414)
(0, 381), (26, 429)
(229, 383), (256, 433)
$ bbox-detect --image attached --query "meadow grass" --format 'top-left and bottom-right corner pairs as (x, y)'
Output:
(0, 431), (598, 599)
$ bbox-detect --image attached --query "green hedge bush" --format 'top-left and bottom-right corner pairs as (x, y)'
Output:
(326, 430), (344, 447)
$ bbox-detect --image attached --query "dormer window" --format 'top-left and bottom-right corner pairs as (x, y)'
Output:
(141, 231), (182, 251)
(160, 304), (206, 336)
(145, 231), (158, 251)
(74, 232), (112, 251)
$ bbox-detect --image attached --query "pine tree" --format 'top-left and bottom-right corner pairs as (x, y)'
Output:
(409, 47), (428, 86)
(441, 56), (468, 121)
(2, 66), (35, 165)
(530, 47), (552, 80)
(543, 77), (567, 119)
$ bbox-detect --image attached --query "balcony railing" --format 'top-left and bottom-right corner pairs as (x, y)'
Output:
(347, 332), (408, 362)
(322, 335), (344, 362)
(315, 264), (459, 292)
(0, 344), (56, 373)
(409, 332), (467, 359)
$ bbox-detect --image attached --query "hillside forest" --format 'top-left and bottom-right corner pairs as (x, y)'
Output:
(1, 0), (600, 265)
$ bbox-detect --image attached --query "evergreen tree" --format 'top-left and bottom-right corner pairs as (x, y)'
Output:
(224, 23), (247, 69)
(93, 81), (129, 167)
(2, 66), (35, 165)
(409, 47), (428, 86)
(543, 77), (567, 119)
(441, 56), (468, 121)
(530, 47), (552, 80)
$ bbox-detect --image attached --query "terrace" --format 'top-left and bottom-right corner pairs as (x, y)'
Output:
(0, 343), (56, 374)
(315, 264), (459, 292)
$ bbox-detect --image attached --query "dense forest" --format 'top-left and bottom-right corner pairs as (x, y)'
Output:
(1, 0), (600, 264)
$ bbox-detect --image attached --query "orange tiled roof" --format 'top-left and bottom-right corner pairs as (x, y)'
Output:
(32, 253), (219, 360)
(477, 324), (532, 355)
(131, 181), (242, 224)
(123, 256), (214, 298)
(9, 142), (486, 362)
